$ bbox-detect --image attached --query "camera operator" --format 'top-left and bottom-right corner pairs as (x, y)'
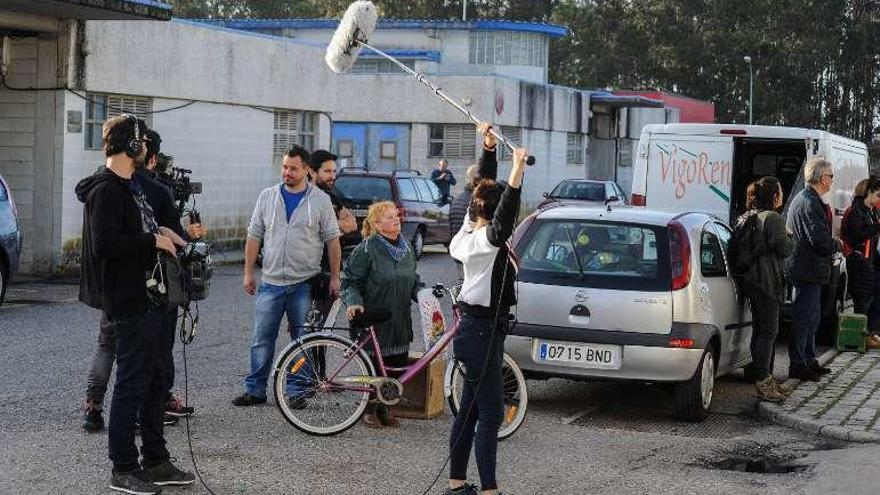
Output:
(77, 115), (194, 494)
(81, 127), (206, 434)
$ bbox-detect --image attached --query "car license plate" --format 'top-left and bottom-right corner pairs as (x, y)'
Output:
(535, 340), (622, 370)
(351, 209), (368, 218)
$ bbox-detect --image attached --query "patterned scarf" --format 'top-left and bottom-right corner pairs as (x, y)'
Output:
(125, 177), (159, 235)
(375, 234), (410, 262)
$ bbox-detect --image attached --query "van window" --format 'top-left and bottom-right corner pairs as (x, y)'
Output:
(413, 178), (434, 202)
(335, 176), (393, 203)
(516, 220), (670, 291)
(700, 228), (727, 277)
(396, 178), (419, 201)
(423, 179), (441, 202)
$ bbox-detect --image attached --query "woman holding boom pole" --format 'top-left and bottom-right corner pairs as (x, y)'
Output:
(445, 124), (528, 495)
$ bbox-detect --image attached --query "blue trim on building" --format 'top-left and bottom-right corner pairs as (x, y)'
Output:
(123, 0), (172, 10)
(191, 18), (568, 38)
(359, 50), (441, 62)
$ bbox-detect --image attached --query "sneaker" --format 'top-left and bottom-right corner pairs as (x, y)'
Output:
(756, 376), (786, 403)
(789, 366), (821, 382)
(82, 399), (105, 433)
(772, 377), (794, 396)
(165, 396), (194, 417)
(110, 469), (162, 495)
(143, 459), (196, 486)
(810, 361), (832, 375)
(443, 483), (478, 495)
(163, 414), (179, 426)
(231, 393), (267, 407)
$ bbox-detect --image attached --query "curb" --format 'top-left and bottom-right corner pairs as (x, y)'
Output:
(756, 348), (880, 443)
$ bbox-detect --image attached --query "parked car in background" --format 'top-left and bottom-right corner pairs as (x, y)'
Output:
(507, 205), (751, 421)
(0, 173), (22, 306)
(538, 179), (627, 208)
(334, 168), (450, 259)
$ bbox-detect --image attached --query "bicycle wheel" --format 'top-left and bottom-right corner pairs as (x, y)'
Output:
(446, 352), (528, 440)
(273, 335), (374, 436)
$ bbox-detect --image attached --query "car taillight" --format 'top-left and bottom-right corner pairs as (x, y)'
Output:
(668, 338), (696, 349)
(631, 194), (646, 206)
(668, 220), (691, 290)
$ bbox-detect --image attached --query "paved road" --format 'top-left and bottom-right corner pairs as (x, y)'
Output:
(1, 249), (879, 494)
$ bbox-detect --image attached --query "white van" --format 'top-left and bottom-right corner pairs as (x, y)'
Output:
(630, 123), (870, 340)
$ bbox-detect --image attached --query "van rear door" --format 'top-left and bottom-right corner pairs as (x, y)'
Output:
(645, 135), (733, 221)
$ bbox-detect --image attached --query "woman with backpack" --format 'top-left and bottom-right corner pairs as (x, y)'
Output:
(734, 177), (795, 402)
(841, 177), (880, 349)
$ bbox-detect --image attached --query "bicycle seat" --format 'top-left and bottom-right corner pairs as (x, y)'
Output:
(350, 307), (391, 328)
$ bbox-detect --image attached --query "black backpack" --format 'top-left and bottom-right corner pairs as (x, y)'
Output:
(728, 211), (764, 288)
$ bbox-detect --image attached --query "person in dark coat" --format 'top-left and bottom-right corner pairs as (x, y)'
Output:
(785, 157), (839, 382)
(841, 177), (880, 349)
(736, 177), (795, 402)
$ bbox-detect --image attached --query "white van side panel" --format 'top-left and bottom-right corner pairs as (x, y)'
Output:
(644, 135), (733, 221)
(823, 137), (870, 214)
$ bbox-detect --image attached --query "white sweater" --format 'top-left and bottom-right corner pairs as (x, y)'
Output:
(449, 218), (499, 307)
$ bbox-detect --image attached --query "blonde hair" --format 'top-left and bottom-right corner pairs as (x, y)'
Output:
(361, 200), (397, 238)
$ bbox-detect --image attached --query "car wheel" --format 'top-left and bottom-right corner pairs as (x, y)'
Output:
(0, 263), (6, 307)
(673, 344), (716, 422)
(412, 229), (425, 260)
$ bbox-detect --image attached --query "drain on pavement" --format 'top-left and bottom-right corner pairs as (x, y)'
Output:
(572, 406), (757, 439)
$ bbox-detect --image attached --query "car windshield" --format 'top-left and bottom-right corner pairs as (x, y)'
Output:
(550, 181), (606, 201)
(516, 220), (670, 291)
(335, 176), (393, 203)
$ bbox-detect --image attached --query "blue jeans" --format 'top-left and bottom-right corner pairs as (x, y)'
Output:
(790, 282), (822, 369)
(449, 313), (506, 491)
(244, 281), (312, 399)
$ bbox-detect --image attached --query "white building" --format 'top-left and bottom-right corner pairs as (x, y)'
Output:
(0, 11), (676, 274)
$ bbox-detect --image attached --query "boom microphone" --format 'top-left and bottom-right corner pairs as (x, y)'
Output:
(324, 1), (536, 166)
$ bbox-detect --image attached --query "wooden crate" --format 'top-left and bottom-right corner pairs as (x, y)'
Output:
(390, 353), (446, 419)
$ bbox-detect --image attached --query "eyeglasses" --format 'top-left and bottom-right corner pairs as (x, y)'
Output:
(822, 173), (834, 179)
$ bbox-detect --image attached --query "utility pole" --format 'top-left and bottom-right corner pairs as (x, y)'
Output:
(744, 55), (754, 125)
(463, 0), (468, 21)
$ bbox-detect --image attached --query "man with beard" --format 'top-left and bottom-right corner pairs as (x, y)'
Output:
(234, 145), (341, 409)
(77, 115), (194, 493)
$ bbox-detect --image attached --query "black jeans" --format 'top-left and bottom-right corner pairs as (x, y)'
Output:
(748, 297), (780, 381)
(86, 310), (177, 406)
(449, 313), (506, 491)
(107, 309), (170, 473)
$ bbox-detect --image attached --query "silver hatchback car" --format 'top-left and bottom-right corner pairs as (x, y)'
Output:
(507, 205), (752, 421)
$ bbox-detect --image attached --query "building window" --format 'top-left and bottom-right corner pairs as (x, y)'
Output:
(380, 141), (397, 159)
(498, 126), (522, 161)
(337, 140), (354, 158)
(428, 124), (476, 159)
(468, 31), (546, 67)
(567, 133), (585, 165)
(274, 109), (318, 158)
(84, 93), (153, 150)
(351, 58), (414, 74)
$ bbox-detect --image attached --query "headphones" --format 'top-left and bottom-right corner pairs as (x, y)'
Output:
(124, 114), (143, 159)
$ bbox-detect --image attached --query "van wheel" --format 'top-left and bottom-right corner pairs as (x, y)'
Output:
(412, 228), (425, 260)
(673, 344), (716, 422)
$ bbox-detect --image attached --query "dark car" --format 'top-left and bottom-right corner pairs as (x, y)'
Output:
(0, 173), (22, 306)
(538, 179), (627, 208)
(334, 168), (450, 259)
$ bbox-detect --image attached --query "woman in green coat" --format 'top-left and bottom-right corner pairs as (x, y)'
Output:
(342, 200), (421, 428)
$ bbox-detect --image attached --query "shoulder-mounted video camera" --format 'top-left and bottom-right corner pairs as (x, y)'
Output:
(155, 153), (202, 216)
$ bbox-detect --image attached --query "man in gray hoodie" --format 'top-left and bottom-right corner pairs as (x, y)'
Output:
(233, 145), (341, 408)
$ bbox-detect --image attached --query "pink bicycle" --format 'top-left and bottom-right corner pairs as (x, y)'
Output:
(270, 284), (528, 437)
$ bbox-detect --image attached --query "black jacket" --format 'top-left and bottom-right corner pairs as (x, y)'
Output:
(841, 196), (880, 298)
(448, 186), (472, 241)
(463, 145), (519, 316)
(135, 168), (187, 240)
(77, 168), (156, 317)
(785, 186), (839, 285)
